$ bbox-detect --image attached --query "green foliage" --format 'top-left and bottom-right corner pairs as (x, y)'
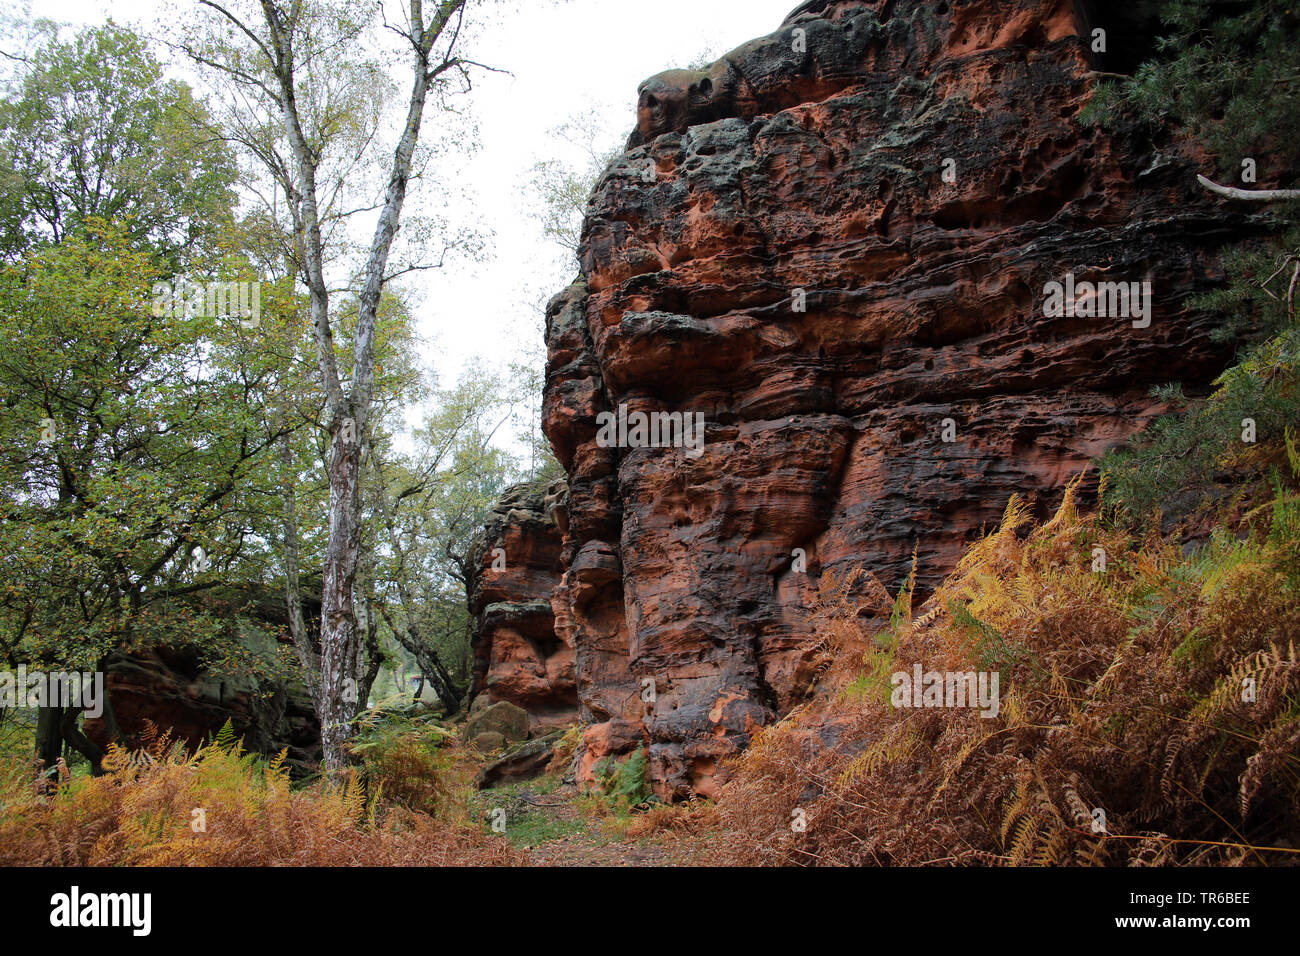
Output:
(947, 600), (1018, 671)
(0, 4), (542, 777)
(843, 646), (896, 705)
(609, 745), (651, 808)
(347, 707), (468, 820)
(0, 21), (238, 264)
(525, 109), (623, 259)
(366, 362), (526, 696)
(507, 358), (564, 483)
(497, 804), (591, 849)
(0, 220), (297, 674)
(592, 745), (652, 813)
(1083, 0), (1300, 183)
(1191, 228), (1300, 344)
(1100, 323), (1300, 523)
(212, 719), (239, 753)
(1084, 2), (1300, 526)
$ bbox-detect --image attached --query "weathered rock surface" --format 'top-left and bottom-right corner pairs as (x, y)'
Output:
(474, 732), (564, 788)
(83, 587), (321, 774)
(535, 0), (1274, 801)
(467, 480), (578, 734)
(465, 700), (531, 746)
(470, 731), (506, 753)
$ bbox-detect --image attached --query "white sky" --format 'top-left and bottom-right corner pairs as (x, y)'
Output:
(19, 0), (796, 452)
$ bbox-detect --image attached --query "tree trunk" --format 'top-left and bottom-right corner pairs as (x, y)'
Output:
(35, 705), (62, 779)
(318, 421), (363, 769)
(369, 464), (462, 710)
(60, 705), (105, 776)
(218, 0), (471, 771)
(280, 434), (320, 710)
(358, 591), (383, 714)
(377, 603), (459, 712)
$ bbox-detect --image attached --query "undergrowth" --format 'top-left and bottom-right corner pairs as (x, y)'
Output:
(347, 708), (474, 822)
(707, 461), (1300, 865)
(0, 721), (521, 865)
(549, 745), (656, 835)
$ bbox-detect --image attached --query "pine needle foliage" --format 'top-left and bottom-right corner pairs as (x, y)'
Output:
(1100, 322), (1300, 525)
(1082, 0), (1300, 184)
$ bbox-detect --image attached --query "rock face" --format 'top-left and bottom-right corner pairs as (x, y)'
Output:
(536, 0), (1267, 799)
(474, 732), (564, 788)
(84, 588), (321, 774)
(467, 479), (578, 734)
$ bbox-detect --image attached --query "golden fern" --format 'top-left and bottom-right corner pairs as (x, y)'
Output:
(835, 724), (918, 791)
(1008, 815), (1045, 865)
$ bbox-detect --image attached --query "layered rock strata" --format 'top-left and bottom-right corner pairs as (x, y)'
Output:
(527, 0), (1264, 798)
(467, 479), (578, 734)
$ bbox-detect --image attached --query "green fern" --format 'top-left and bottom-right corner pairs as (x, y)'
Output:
(213, 719), (238, 753)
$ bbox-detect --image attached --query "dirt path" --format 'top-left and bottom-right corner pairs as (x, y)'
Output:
(478, 781), (692, 867)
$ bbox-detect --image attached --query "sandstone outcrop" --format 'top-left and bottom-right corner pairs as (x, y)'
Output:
(474, 731), (565, 788)
(83, 587), (321, 774)
(467, 479), (578, 733)
(517, 0), (1274, 799)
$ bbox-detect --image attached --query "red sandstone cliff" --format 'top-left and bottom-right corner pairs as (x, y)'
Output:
(485, 0), (1271, 799)
(467, 479), (578, 734)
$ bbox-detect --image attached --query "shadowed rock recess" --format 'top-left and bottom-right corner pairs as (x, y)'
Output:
(479, 0), (1268, 800)
(83, 588), (322, 775)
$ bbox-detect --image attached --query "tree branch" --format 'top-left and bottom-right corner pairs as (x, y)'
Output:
(1196, 174), (1300, 202)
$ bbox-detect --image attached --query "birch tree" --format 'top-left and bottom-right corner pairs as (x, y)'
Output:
(182, 0), (489, 768)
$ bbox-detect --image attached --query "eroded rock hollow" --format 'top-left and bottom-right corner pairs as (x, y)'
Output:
(477, 0), (1261, 799)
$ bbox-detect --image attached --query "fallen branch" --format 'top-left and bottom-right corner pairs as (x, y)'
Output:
(1196, 174), (1300, 202)
(1290, 259), (1300, 319)
(1258, 253), (1300, 321)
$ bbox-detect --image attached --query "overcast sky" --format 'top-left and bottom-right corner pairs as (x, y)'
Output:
(18, 0), (796, 451)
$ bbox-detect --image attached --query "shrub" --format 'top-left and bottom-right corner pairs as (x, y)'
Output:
(545, 724), (583, 776)
(347, 710), (475, 823)
(1101, 324), (1300, 524)
(587, 745), (653, 816)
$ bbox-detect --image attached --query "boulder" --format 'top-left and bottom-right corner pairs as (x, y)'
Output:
(82, 586), (321, 775)
(475, 733), (563, 788)
(470, 731), (506, 753)
(465, 700), (530, 746)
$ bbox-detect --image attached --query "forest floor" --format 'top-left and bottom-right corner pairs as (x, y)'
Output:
(476, 777), (696, 866)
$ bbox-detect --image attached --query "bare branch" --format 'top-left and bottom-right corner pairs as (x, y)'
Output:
(1196, 174), (1300, 202)
(197, 0), (278, 66)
